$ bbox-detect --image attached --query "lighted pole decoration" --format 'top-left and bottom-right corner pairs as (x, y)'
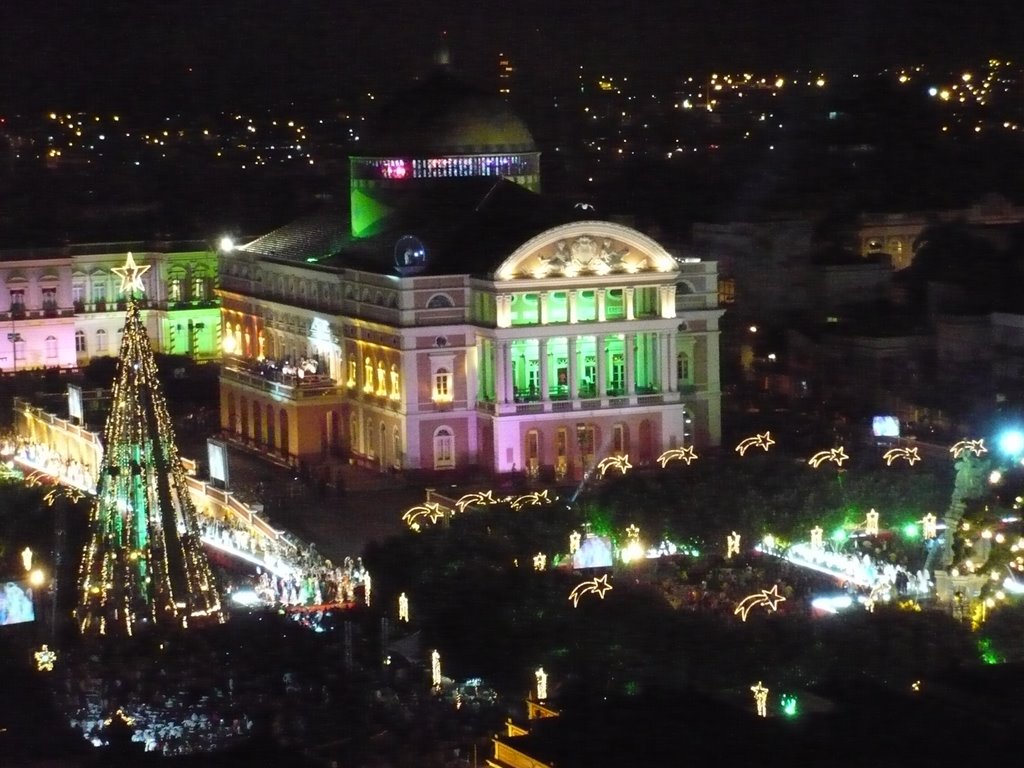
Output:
(21, 546), (33, 572)
(865, 509), (880, 536)
(398, 592), (409, 622)
(535, 667), (548, 701)
(922, 513), (938, 540)
(569, 530), (581, 556)
(810, 526), (824, 552)
(727, 531), (741, 559)
(751, 681), (769, 717)
(364, 572), (372, 607)
(431, 650), (442, 690)
(533, 553), (547, 571)
(76, 253), (221, 636)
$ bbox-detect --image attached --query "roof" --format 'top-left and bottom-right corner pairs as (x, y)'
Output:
(242, 179), (581, 278)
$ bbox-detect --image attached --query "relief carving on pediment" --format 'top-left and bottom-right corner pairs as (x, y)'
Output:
(534, 236), (643, 277)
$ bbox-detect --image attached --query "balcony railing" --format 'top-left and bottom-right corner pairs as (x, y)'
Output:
(222, 363), (343, 400)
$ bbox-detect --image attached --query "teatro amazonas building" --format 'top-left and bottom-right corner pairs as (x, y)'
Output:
(218, 61), (723, 479)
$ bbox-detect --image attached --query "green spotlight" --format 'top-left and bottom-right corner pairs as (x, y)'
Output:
(902, 522), (920, 539)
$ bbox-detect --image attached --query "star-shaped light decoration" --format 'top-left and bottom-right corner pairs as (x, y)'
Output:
(597, 454), (632, 477)
(950, 439), (987, 459)
(454, 490), (502, 513)
(734, 584), (786, 621)
(735, 431), (775, 456)
(883, 446), (921, 466)
(625, 524), (641, 541)
(34, 645), (57, 672)
(808, 446), (849, 468)
(401, 502), (445, 528)
(568, 575), (613, 607)
(511, 489), (555, 511)
(657, 446), (698, 467)
(112, 252), (151, 297)
(533, 552), (547, 571)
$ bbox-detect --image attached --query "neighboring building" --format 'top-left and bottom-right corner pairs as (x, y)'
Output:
(858, 193), (1024, 270)
(0, 241), (221, 371)
(218, 63), (724, 477)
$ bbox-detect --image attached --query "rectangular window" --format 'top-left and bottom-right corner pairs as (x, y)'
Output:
(347, 358), (357, 388)
(434, 370), (452, 401)
(92, 283), (106, 305)
(10, 289), (24, 307)
(72, 285), (84, 306)
(75, 332), (87, 353)
(42, 287), (57, 307)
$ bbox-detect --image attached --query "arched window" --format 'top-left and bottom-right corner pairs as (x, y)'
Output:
(393, 426), (402, 469)
(376, 361), (388, 396)
(95, 329), (108, 353)
(612, 423), (627, 455)
(363, 357), (374, 392)
(390, 364), (401, 400)
(433, 427), (455, 470)
(426, 293), (454, 309)
(45, 335), (58, 359)
(74, 330), (87, 354)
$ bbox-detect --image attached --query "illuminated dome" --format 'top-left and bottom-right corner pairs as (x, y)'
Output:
(369, 69), (537, 156)
(349, 65), (542, 237)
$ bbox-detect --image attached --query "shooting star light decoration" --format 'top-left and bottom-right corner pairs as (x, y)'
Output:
(511, 490), (556, 511)
(883, 446), (921, 466)
(734, 584), (786, 621)
(597, 454), (632, 477)
(44, 486), (86, 506)
(454, 490), (505, 513)
(569, 575), (613, 607)
(735, 431), (775, 456)
(402, 502), (445, 529)
(657, 446), (699, 467)
(950, 439), (987, 459)
(808, 446), (849, 468)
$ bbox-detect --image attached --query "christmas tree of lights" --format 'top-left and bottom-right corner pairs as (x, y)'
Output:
(77, 253), (221, 636)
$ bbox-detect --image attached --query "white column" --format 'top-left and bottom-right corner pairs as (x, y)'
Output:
(596, 334), (607, 397)
(568, 336), (578, 399)
(660, 285), (677, 319)
(502, 342), (514, 404)
(539, 337), (550, 401)
(495, 340), (507, 404)
(660, 332), (671, 391)
(597, 289), (607, 322)
(568, 290), (578, 324)
(668, 330), (679, 392)
(625, 287), (635, 320)
(497, 294), (513, 328)
(625, 332), (636, 395)
(539, 292), (549, 325)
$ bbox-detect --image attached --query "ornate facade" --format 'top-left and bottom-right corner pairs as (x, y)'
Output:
(218, 221), (723, 477)
(0, 242), (221, 372)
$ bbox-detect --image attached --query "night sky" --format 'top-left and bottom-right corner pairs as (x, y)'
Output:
(2, 0), (1022, 111)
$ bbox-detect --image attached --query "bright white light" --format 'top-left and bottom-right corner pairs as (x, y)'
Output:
(230, 589), (261, 606)
(219, 236), (235, 253)
(811, 594), (853, 613)
(999, 430), (1024, 456)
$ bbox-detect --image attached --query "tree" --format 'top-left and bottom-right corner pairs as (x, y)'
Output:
(76, 255), (221, 636)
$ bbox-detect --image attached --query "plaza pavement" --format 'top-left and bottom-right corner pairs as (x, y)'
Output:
(215, 446), (425, 563)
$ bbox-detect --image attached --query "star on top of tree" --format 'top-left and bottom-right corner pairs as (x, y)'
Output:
(112, 252), (151, 296)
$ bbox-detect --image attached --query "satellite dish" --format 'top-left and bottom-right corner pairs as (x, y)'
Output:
(394, 235), (427, 269)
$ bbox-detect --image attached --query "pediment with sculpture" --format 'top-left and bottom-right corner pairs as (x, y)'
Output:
(495, 222), (678, 281)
